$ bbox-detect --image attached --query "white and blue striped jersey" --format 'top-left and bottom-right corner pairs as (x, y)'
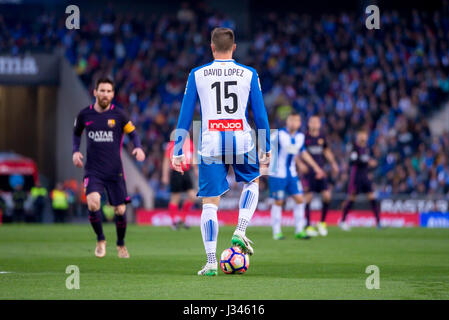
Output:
(269, 128), (306, 178)
(173, 59), (270, 157)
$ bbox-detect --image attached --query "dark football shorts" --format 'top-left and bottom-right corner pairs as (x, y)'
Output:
(348, 176), (373, 195)
(303, 172), (329, 193)
(170, 170), (193, 193)
(83, 175), (130, 206)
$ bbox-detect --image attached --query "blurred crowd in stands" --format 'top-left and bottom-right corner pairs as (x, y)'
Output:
(1, 1), (449, 210)
(245, 8), (449, 197)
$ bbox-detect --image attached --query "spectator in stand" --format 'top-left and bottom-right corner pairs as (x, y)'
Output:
(2, 2), (449, 200)
(130, 187), (144, 210)
(30, 183), (48, 223)
(12, 184), (27, 223)
(51, 183), (69, 223)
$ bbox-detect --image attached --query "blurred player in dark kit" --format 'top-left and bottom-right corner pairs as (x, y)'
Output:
(301, 116), (339, 237)
(339, 130), (380, 231)
(72, 78), (145, 258)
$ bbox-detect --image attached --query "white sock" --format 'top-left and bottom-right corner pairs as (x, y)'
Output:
(271, 204), (282, 236)
(294, 203), (306, 234)
(200, 204), (218, 265)
(235, 181), (259, 236)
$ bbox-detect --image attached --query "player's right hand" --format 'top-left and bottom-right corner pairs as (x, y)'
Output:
(73, 152), (84, 168)
(260, 152), (271, 165)
(172, 155), (186, 175)
(315, 168), (326, 180)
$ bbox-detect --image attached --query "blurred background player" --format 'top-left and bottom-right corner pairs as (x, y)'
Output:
(339, 130), (380, 231)
(162, 136), (197, 230)
(301, 116), (339, 237)
(269, 112), (325, 240)
(172, 27), (271, 276)
(72, 78), (145, 258)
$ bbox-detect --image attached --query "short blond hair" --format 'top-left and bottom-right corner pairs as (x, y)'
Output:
(211, 27), (235, 52)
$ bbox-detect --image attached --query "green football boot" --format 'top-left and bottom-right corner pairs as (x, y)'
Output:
(231, 233), (254, 255)
(273, 232), (285, 240)
(295, 231), (311, 240)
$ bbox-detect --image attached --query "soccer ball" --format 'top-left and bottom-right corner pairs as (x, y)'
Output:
(220, 246), (249, 274)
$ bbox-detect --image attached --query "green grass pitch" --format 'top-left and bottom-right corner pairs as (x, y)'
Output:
(0, 224), (448, 299)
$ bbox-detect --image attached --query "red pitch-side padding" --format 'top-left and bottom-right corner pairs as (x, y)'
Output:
(136, 209), (419, 228)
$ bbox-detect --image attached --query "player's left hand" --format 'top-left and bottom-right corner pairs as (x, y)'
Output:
(132, 148), (146, 162)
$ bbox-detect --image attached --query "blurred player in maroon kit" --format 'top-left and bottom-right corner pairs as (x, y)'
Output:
(300, 116), (339, 237)
(72, 78), (145, 258)
(339, 130), (380, 231)
(162, 137), (198, 230)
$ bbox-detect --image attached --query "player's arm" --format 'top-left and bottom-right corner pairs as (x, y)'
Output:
(172, 71), (198, 174)
(161, 152), (170, 186)
(249, 69), (271, 165)
(300, 150), (325, 179)
(324, 147), (339, 175)
(72, 112), (85, 168)
(295, 156), (309, 174)
(161, 142), (171, 185)
(123, 118), (145, 162)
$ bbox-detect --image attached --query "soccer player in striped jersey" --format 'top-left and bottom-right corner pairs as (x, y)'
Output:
(268, 112), (325, 240)
(171, 28), (271, 276)
(72, 78), (145, 258)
